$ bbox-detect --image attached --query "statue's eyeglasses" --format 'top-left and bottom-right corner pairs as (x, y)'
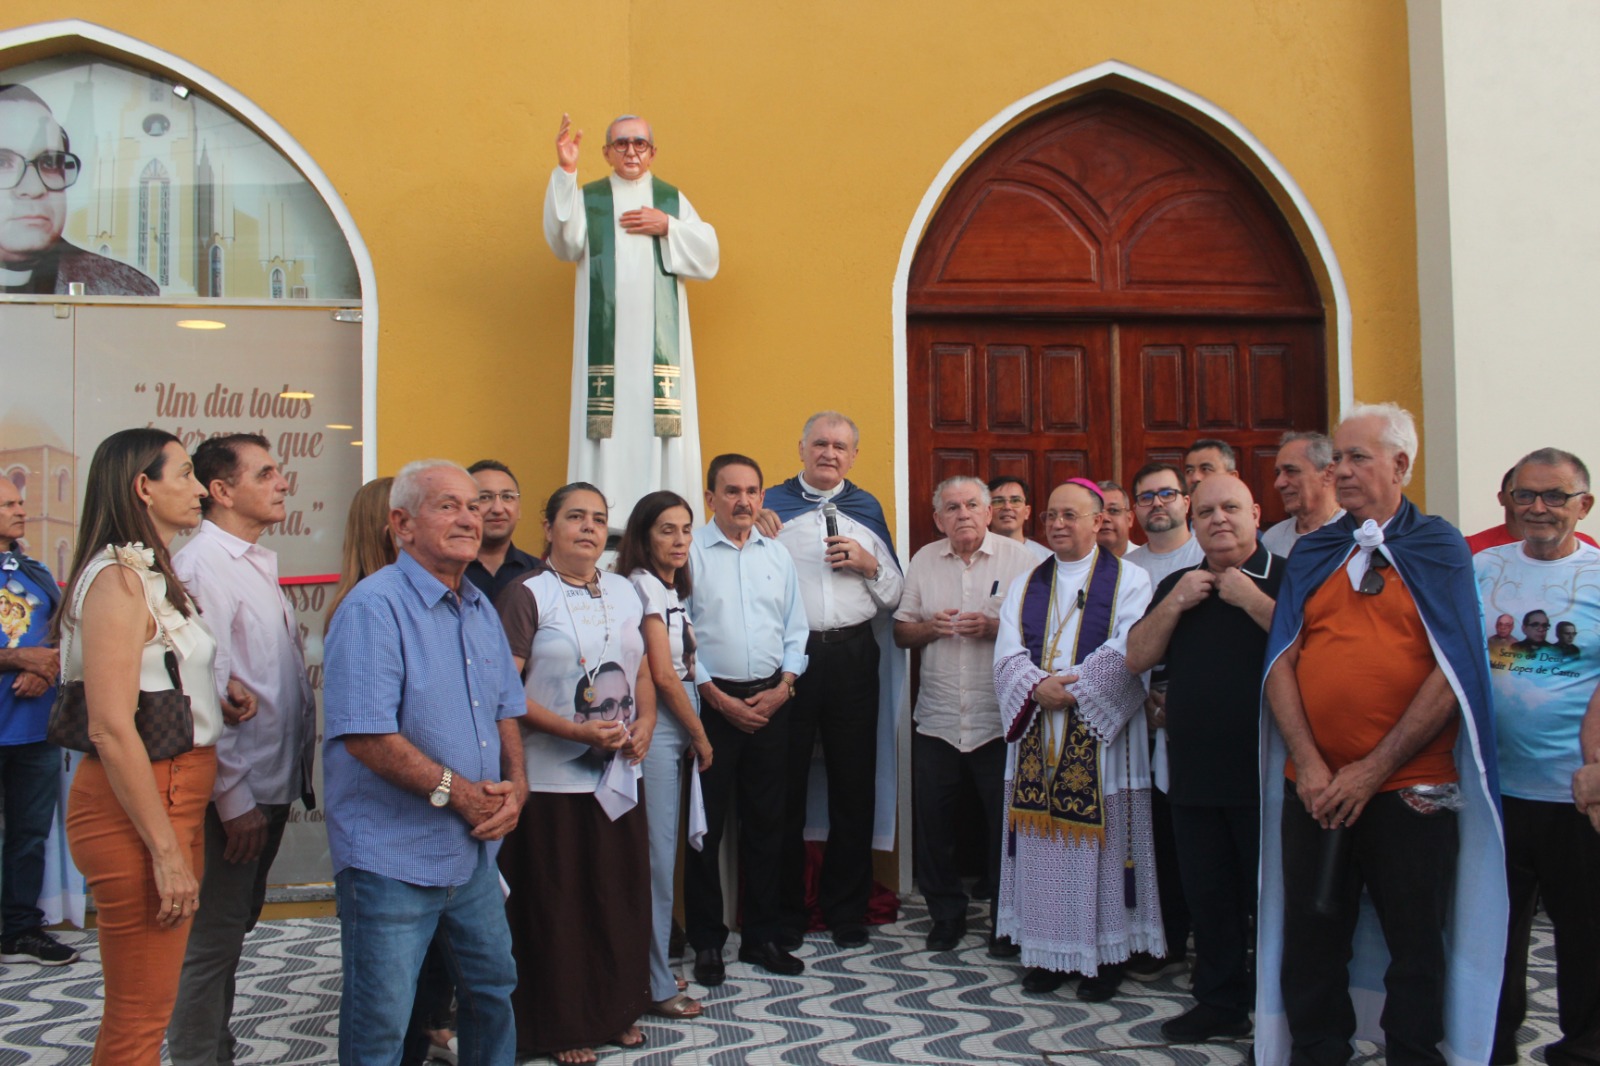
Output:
(606, 138), (654, 157)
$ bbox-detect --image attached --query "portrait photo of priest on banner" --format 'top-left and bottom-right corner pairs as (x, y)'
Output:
(1, 83), (157, 296)
(1, 55), (360, 301)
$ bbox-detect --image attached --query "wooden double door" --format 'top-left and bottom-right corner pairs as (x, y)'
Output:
(905, 91), (1328, 553)
(906, 316), (1325, 550)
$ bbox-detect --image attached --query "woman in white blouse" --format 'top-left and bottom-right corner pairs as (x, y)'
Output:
(56, 428), (233, 1065)
(615, 490), (714, 1020)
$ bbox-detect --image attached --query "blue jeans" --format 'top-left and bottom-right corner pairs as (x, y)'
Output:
(0, 741), (62, 939)
(642, 681), (696, 1001)
(335, 855), (516, 1066)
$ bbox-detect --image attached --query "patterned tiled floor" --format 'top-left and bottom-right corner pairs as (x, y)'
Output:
(0, 898), (1562, 1065)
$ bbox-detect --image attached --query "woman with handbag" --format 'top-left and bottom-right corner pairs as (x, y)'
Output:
(53, 428), (226, 1065)
(495, 482), (655, 1066)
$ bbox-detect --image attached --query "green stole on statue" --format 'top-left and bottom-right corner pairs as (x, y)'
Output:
(582, 175), (682, 440)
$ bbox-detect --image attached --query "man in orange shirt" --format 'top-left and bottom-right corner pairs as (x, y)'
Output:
(1255, 403), (1506, 1066)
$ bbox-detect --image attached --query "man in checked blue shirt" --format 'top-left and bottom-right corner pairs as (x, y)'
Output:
(324, 459), (527, 1066)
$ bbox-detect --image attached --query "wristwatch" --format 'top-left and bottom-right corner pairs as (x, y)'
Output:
(784, 676), (798, 699)
(428, 768), (453, 808)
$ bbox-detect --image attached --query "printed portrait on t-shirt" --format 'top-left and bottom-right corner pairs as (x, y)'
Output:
(1487, 613), (1516, 657)
(0, 578), (42, 647)
(572, 660), (635, 726)
(1554, 621), (1581, 657)
(1511, 610), (1554, 656)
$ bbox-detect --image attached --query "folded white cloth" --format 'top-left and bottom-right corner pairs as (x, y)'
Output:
(1152, 726), (1170, 794)
(1345, 518), (1390, 590)
(688, 769), (708, 852)
(595, 753), (642, 821)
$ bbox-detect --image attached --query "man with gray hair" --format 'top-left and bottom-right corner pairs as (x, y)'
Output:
(1256, 403), (1506, 1066)
(1262, 431), (1343, 557)
(1473, 447), (1600, 1066)
(324, 459), (526, 1065)
(893, 476), (1035, 953)
(544, 111), (720, 530)
(760, 411), (903, 949)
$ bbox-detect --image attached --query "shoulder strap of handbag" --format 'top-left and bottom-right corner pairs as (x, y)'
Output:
(60, 554), (183, 691)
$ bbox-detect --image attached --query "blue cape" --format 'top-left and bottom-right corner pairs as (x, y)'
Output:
(764, 476), (900, 568)
(1255, 497), (1507, 1066)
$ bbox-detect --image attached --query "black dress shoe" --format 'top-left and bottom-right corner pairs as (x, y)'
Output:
(736, 940), (805, 976)
(692, 947), (725, 987)
(1076, 964), (1124, 1003)
(774, 928), (804, 952)
(831, 925), (869, 949)
(925, 917), (966, 952)
(1021, 966), (1066, 994)
(1159, 1003), (1251, 1042)
(987, 933), (1020, 959)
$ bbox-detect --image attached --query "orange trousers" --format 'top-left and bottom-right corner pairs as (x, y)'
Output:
(66, 746), (216, 1066)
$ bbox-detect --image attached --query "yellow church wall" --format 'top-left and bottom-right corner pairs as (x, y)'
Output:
(1, 1), (1422, 528)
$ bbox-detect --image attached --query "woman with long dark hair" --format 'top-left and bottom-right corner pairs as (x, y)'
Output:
(57, 428), (223, 1064)
(614, 490), (712, 1019)
(496, 482), (656, 1065)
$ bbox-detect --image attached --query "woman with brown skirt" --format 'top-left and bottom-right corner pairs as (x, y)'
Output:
(495, 482), (655, 1065)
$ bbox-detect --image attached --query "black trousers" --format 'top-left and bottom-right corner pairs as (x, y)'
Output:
(683, 697), (792, 950)
(1280, 783), (1458, 1066)
(781, 629), (879, 931)
(912, 732), (1005, 923)
(1170, 801), (1258, 1015)
(1492, 796), (1600, 1066)
(1151, 785), (1192, 957)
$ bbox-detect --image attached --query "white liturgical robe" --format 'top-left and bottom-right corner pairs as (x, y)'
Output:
(991, 550), (1165, 975)
(544, 167), (719, 528)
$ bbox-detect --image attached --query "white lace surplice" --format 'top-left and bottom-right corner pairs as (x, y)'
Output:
(991, 552), (1165, 974)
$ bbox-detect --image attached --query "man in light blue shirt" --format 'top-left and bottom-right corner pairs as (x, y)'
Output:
(684, 453), (808, 986)
(323, 459), (526, 1066)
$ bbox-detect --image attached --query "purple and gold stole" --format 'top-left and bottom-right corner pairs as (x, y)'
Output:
(1008, 548), (1122, 847)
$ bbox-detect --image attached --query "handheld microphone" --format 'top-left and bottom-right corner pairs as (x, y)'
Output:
(823, 502), (840, 539)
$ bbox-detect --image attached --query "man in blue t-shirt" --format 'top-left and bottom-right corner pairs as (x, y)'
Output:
(0, 478), (77, 965)
(1474, 447), (1600, 1066)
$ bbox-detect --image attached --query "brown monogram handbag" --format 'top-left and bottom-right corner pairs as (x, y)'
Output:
(46, 554), (195, 762)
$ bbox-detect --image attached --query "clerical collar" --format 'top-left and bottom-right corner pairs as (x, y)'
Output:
(0, 266), (33, 287)
(1053, 548), (1096, 573)
(797, 476), (843, 501)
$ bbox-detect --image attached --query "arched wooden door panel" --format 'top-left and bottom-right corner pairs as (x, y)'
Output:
(907, 318), (1112, 522)
(907, 91), (1325, 553)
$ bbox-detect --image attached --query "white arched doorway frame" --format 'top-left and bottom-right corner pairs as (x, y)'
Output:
(887, 60), (1351, 887)
(0, 19), (379, 477)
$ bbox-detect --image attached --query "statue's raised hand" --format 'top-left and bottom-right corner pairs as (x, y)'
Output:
(556, 113), (582, 173)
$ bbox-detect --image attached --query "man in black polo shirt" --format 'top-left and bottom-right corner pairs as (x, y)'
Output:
(465, 460), (545, 602)
(1126, 475), (1281, 1043)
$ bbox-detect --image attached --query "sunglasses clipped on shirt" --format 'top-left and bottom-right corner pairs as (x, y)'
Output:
(1358, 552), (1391, 596)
